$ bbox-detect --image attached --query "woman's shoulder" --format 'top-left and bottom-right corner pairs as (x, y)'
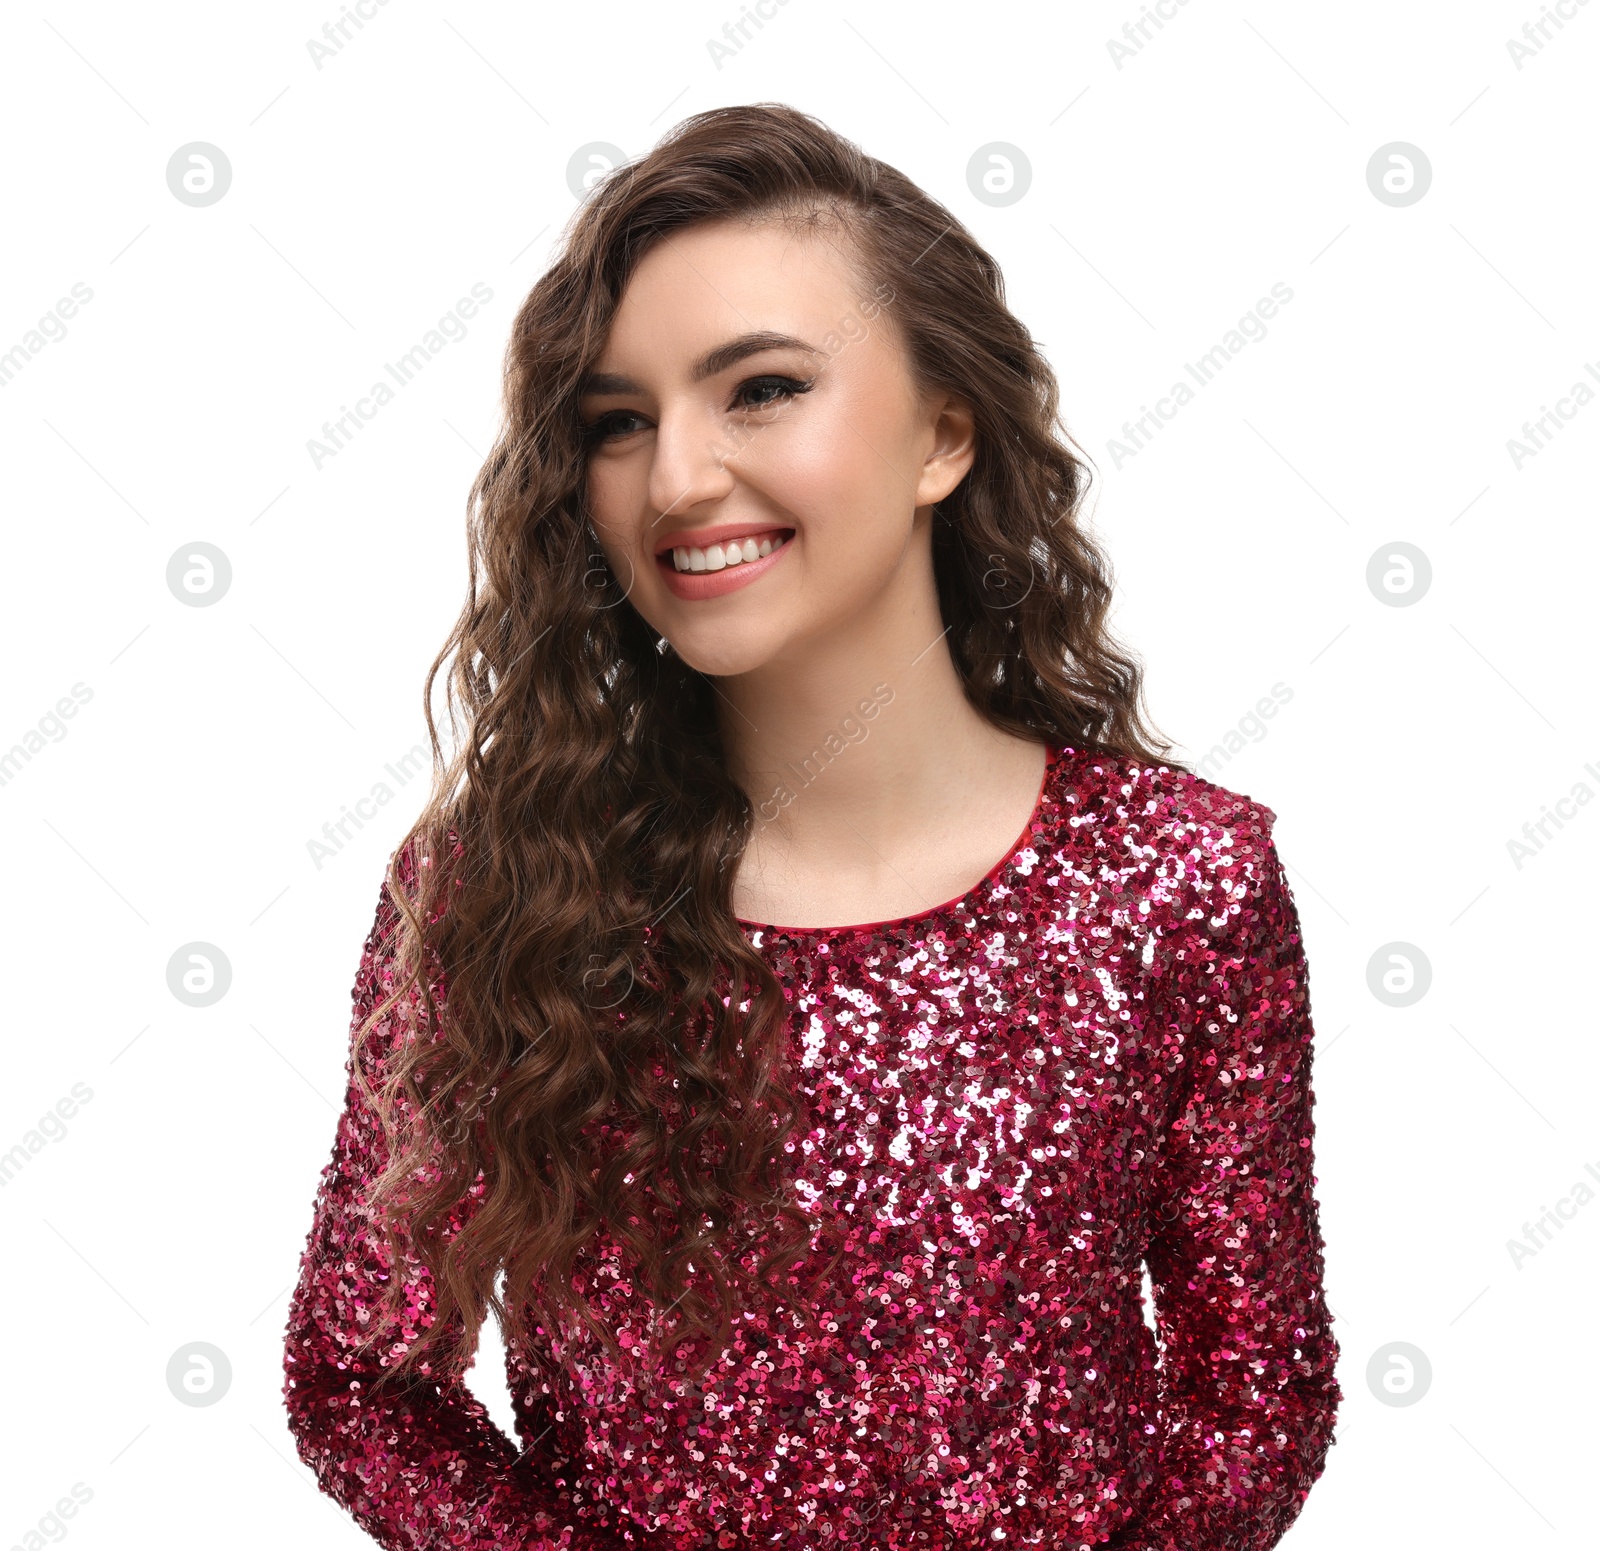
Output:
(1042, 743), (1281, 873)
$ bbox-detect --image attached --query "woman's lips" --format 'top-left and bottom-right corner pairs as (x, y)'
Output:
(654, 522), (790, 561)
(657, 530), (794, 600)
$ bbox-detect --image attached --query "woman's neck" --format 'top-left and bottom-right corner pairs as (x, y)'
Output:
(714, 541), (1048, 926)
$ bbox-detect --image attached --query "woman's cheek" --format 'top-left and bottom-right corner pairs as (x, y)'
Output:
(755, 424), (867, 518)
(586, 473), (641, 558)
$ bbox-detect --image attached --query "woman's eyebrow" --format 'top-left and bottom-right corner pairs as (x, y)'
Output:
(579, 331), (818, 396)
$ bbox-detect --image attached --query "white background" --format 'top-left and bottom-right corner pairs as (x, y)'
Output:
(2, 1), (1595, 1547)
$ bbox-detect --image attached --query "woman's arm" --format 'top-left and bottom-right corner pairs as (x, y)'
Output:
(281, 859), (635, 1551)
(1118, 804), (1343, 1548)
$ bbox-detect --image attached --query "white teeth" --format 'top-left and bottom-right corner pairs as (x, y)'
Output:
(669, 533), (789, 572)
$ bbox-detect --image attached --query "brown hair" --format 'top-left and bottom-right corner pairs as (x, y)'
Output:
(348, 101), (1182, 1394)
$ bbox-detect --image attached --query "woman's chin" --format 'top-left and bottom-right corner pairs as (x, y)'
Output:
(661, 619), (798, 679)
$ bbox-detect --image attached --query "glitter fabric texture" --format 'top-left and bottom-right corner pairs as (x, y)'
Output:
(283, 745), (1342, 1549)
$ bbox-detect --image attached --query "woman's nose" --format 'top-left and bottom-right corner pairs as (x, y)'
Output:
(646, 401), (738, 522)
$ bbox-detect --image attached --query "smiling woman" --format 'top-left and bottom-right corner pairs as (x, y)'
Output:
(282, 101), (1342, 1551)
(574, 225), (963, 668)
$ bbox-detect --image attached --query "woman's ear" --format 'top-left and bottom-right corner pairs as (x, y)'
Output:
(915, 395), (977, 508)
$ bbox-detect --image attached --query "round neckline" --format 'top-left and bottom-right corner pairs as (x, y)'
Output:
(735, 743), (1061, 938)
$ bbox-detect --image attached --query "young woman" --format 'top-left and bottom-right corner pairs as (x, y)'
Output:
(282, 103), (1341, 1551)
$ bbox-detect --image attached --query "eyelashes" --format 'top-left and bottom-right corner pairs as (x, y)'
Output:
(731, 374), (814, 412)
(582, 374), (814, 445)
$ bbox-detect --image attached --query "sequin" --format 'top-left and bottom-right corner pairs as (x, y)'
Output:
(282, 745), (1341, 1548)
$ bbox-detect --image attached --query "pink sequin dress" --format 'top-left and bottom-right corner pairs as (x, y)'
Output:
(283, 744), (1342, 1549)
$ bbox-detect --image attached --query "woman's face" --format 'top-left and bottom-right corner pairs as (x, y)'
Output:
(580, 217), (974, 679)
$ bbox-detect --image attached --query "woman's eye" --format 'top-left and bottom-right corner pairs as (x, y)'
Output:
(582, 376), (812, 445)
(584, 411), (647, 444)
(733, 375), (812, 411)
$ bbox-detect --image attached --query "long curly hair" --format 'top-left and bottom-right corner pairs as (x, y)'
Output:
(348, 101), (1183, 1395)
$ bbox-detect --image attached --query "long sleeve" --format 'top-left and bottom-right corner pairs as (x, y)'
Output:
(281, 861), (639, 1551)
(1117, 812), (1342, 1548)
